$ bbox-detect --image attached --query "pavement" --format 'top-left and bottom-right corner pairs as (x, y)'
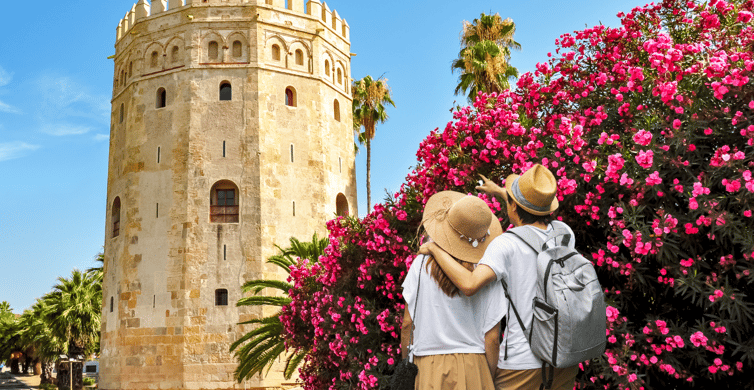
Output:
(0, 370), (41, 390)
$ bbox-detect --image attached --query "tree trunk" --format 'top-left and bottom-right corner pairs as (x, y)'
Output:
(40, 362), (55, 385)
(366, 138), (371, 214)
(10, 359), (19, 374)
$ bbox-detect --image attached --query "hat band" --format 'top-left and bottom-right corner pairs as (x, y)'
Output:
(446, 218), (490, 248)
(511, 177), (551, 212)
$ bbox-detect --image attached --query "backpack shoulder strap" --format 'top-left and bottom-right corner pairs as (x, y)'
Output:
(546, 221), (575, 248)
(506, 226), (546, 253)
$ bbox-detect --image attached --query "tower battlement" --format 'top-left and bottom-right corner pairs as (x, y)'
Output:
(116, 0), (350, 42)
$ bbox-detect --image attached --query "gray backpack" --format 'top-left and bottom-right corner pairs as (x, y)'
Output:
(504, 221), (606, 389)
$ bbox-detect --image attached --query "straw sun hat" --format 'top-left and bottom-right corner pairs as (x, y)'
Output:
(504, 164), (559, 216)
(422, 191), (503, 263)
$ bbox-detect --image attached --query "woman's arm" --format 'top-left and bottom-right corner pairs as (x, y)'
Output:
(400, 307), (412, 359)
(484, 321), (501, 376)
(419, 242), (496, 296)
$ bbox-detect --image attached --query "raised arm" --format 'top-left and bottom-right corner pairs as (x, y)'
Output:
(476, 174), (507, 200)
(419, 242), (496, 296)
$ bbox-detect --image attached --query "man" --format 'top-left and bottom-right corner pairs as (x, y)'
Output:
(420, 164), (579, 389)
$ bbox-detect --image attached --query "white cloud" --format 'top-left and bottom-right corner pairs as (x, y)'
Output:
(0, 100), (21, 114)
(0, 142), (40, 162)
(0, 66), (11, 87)
(94, 134), (110, 141)
(35, 74), (110, 136)
(0, 66), (20, 114)
(41, 124), (92, 136)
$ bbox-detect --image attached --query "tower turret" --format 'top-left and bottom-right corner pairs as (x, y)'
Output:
(101, 1), (356, 389)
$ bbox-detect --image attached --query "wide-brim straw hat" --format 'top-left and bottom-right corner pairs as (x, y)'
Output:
(505, 164), (559, 216)
(422, 191), (503, 263)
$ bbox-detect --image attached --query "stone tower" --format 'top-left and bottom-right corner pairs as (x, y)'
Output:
(100, 0), (356, 389)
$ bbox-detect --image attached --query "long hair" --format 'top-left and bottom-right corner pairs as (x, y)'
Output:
(425, 255), (475, 298)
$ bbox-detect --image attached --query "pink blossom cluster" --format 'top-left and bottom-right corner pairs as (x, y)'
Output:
(281, 1), (754, 388)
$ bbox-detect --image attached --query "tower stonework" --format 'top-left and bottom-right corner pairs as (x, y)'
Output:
(101, 1), (356, 389)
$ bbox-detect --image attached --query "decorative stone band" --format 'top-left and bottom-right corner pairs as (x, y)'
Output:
(511, 177), (551, 213)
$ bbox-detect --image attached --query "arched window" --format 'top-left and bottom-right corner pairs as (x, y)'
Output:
(208, 41), (219, 61)
(337, 68), (342, 84)
(121, 70), (126, 86)
(295, 49), (304, 66)
(128, 61), (133, 77)
(210, 180), (239, 223)
(151, 51), (159, 68)
(325, 60), (330, 76)
(112, 197), (121, 238)
(171, 46), (180, 63)
(285, 87), (296, 107)
(336, 193), (349, 216)
(215, 289), (228, 306)
(220, 82), (232, 101)
(119, 103), (125, 124)
(156, 88), (167, 108)
(333, 99), (340, 121)
(272, 44), (281, 61)
(232, 41), (242, 58)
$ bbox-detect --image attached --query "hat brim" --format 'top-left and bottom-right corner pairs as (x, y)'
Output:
(505, 174), (559, 216)
(422, 191), (503, 263)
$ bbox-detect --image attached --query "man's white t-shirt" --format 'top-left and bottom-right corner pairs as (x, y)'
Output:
(478, 223), (576, 370)
(402, 254), (507, 356)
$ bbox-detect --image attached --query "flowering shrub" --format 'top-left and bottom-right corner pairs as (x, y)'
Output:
(281, 0), (754, 388)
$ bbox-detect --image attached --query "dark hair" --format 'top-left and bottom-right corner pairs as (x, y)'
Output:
(425, 255), (475, 298)
(512, 202), (553, 225)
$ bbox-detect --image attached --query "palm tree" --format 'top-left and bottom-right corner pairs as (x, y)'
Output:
(352, 75), (396, 214)
(452, 13), (520, 102)
(0, 302), (22, 373)
(18, 300), (66, 384)
(231, 234), (329, 382)
(43, 270), (102, 390)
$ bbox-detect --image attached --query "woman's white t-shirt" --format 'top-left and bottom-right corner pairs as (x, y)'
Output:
(478, 223), (575, 370)
(402, 254), (507, 356)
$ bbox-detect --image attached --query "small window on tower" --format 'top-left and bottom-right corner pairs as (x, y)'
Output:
(208, 41), (219, 61)
(171, 46), (180, 63)
(119, 103), (125, 124)
(333, 99), (340, 121)
(112, 197), (121, 238)
(325, 60), (330, 76)
(272, 44), (281, 61)
(285, 87), (296, 107)
(210, 180), (239, 223)
(220, 82), (232, 101)
(337, 68), (342, 84)
(151, 51), (159, 68)
(232, 41), (242, 58)
(156, 88), (167, 108)
(295, 49), (304, 66)
(110, 297), (114, 313)
(215, 289), (228, 306)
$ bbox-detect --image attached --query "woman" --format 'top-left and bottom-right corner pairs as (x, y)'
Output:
(401, 191), (507, 389)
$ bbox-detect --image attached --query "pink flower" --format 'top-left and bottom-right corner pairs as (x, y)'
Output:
(635, 150), (654, 169)
(672, 119), (682, 129)
(738, 10), (753, 23)
(633, 130), (653, 146)
(646, 171), (662, 186)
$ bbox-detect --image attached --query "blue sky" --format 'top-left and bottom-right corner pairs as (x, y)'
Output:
(0, 0), (646, 313)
